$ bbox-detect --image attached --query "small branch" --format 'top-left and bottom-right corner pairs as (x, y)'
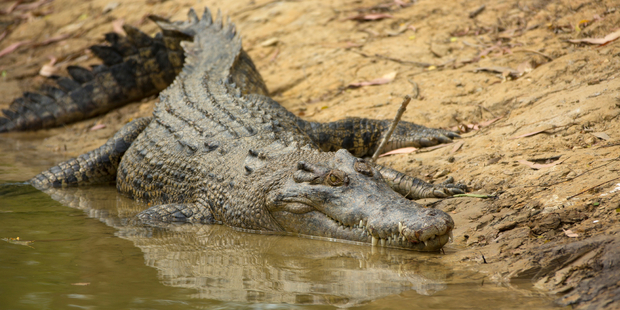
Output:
(469, 5), (486, 18)
(525, 156), (618, 188)
(566, 176), (620, 200)
(351, 50), (431, 67)
(371, 95), (412, 162)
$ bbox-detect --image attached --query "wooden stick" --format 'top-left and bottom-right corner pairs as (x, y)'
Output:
(566, 176), (620, 200)
(371, 94), (412, 162)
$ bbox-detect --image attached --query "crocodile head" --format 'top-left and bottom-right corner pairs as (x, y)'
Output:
(266, 149), (454, 251)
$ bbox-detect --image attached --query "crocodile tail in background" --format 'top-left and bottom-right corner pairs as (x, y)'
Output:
(0, 18), (189, 133)
(150, 8), (269, 96)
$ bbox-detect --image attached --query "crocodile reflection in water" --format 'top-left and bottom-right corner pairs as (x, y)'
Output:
(45, 185), (449, 307)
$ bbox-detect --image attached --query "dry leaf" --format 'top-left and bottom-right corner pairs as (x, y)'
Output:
(450, 141), (464, 153)
(379, 147), (417, 157)
(518, 158), (565, 170)
(1, 0), (25, 14)
(57, 21), (85, 35)
(112, 19), (126, 36)
(394, 0), (410, 7)
(15, 0), (53, 12)
(34, 33), (71, 47)
(477, 115), (504, 127)
(260, 38), (279, 47)
(345, 13), (393, 21)
(39, 57), (57, 77)
(90, 124), (106, 131)
(347, 71), (396, 88)
(568, 29), (620, 45)
(562, 229), (578, 238)
(591, 132), (610, 141)
(0, 40), (31, 58)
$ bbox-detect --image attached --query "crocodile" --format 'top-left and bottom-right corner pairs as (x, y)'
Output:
(27, 8), (465, 251)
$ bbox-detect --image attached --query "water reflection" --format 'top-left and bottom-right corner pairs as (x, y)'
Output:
(42, 186), (452, 307)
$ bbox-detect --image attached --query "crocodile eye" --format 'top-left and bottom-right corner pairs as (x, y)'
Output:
(326, 171), (348, 186)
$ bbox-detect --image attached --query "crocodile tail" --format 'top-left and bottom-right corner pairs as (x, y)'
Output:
(154, 8), (268, 96)
(30, 117), (152, 189)
(0, 20), (189, 133)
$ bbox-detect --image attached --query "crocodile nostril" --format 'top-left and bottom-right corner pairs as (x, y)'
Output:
(427, 209), (438, 216)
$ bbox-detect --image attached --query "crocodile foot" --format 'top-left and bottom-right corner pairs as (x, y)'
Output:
(429, 176), (468, 198)
(395, 125), (461, 148)
(375, 165), (468, 199)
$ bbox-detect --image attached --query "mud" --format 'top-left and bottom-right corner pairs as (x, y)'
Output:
(1, 0), (619, 308)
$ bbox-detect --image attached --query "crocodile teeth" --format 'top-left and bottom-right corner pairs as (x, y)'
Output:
(398, 222), (403, 234)
(372, 236), (378, 246)
(449, 230), (454, 243)
(380, 239), (385, 247)
(360, 220), (364, 227)
(423, 240), (428, 247)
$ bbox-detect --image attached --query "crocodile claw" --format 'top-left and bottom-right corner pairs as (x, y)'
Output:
(432, 189), (449, 198)
(436, 177), (468, 196)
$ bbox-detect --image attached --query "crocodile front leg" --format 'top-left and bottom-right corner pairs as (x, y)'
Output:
(374, 165), (466, 199)
(30, 117), (151, 189)
(297, 118), (459, 157)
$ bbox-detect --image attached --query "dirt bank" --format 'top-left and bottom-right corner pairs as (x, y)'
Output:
(1, 0), (619, 308)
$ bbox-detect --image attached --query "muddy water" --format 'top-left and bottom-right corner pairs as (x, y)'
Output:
(0, 136), (558, 309)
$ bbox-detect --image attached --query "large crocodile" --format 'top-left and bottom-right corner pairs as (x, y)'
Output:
(26, 8), (465, 251)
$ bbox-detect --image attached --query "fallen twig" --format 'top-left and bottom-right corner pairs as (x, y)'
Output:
(0, 0), (25, 15)
(509, 127), (556, 139)
(566, 176), (620, 200)
(416, 141), (456, 153)
(453, 193), (495, 199)
(518, 157), (565, 170)
(0, 40), (31, 58)
(372, 95), (412, 162)
(469, 5), (485, 18)
(351, 50), (431, 67)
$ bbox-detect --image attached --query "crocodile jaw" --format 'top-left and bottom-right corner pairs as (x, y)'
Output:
(270, 203), (453, 251)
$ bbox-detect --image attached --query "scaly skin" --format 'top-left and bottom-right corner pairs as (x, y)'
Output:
(0, 21), (187, 132)
(30, 8), (458, 251)
(296, 118), (460, 157)
(1, 9), (458, 157)
(3, 8), (464, 200)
